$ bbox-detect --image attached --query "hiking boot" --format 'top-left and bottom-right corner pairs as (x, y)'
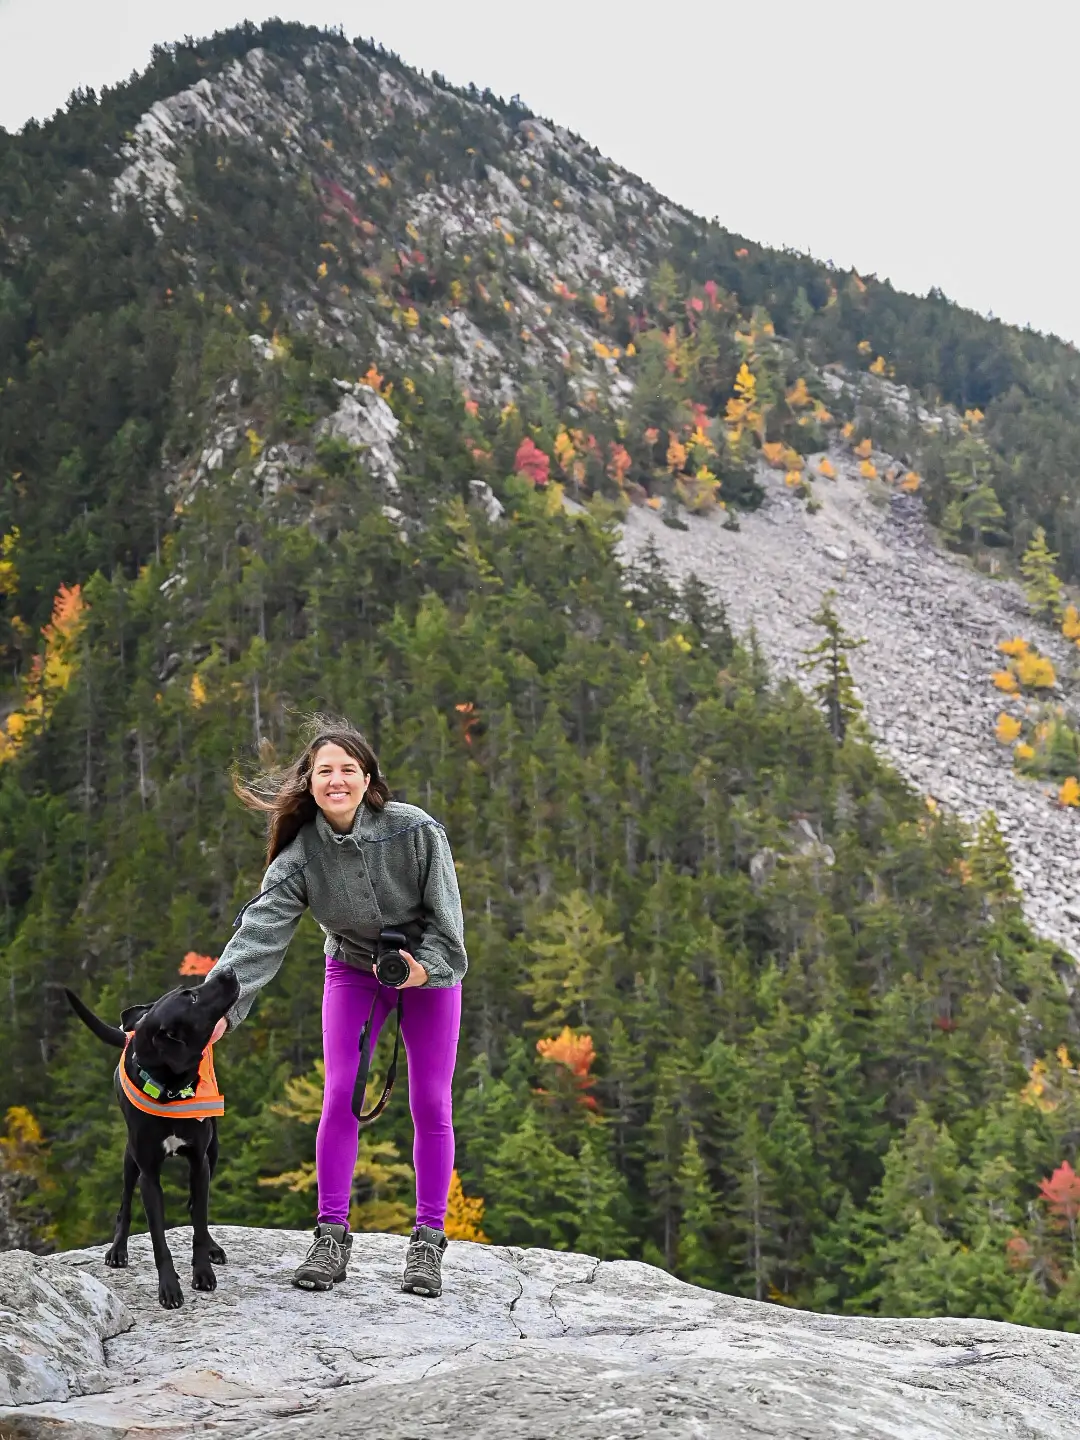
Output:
(293, 1223), (353, 1290)
(402, 1225), (447, 1297)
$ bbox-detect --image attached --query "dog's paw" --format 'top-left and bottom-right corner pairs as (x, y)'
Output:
(104, 1245), (128, 1268)
(192, 1263), (217, 1292)
(207, 1243), (227, 1265)
(158, 1272), (184, 1309)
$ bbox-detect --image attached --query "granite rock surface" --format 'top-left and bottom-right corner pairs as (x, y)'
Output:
(1, 1226), (1078, 1438)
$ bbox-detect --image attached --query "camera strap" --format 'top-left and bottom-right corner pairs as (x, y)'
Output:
(351, 984), (404, 1128)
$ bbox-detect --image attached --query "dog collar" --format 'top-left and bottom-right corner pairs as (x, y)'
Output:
(129, 1055), (197, 1102)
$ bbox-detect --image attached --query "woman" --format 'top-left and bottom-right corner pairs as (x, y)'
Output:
(208, 716), (467, 1298)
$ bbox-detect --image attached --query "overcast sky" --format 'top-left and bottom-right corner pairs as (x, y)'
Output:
(2, 1), (1077, 345)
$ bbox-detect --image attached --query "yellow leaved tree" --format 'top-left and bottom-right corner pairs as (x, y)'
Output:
(724, 362), (761, 446)
(995, 713), (1022, 744)
(0, 583), (86, 766)
(992, 637), (1056, 695)
(444, 1170), (489, 1243)
(0, 1106), (56, 1251)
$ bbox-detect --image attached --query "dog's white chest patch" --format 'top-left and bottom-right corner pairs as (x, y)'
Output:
(162, 1134), (186, 1155)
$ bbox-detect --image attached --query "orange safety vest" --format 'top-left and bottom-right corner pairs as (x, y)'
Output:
(117, 1032), (224, 1119)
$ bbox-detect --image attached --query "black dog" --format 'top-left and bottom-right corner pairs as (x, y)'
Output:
(64, 965), (240, 1309)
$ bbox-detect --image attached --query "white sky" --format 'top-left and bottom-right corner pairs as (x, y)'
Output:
(2, 1), (1078, 344)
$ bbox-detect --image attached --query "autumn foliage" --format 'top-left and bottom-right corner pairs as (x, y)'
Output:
(179, 952), (217, 976)
(514, 437), (550, 486)
(0, 583), (86, 766)
(536, 1027), (598, 1109)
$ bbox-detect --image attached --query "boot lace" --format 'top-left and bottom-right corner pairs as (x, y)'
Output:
(407, 1237), (443, 1285)
(306, 1232), (342, 1272)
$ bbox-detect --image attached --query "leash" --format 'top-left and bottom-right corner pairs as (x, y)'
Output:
(352, 984), (404, 1127)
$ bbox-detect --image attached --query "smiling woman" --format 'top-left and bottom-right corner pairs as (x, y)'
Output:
(311, 742), (369, 832)
(206, 714), (467, 1299)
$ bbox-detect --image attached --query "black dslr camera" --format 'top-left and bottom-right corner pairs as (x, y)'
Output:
(374, 928), (412, 988)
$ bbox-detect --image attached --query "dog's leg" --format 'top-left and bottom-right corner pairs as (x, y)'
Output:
(138, 1164), (183, 1308)
(204, 1120), (227, 1265)
(104, 1148), (139, 1268)
(188, 1148), (217, 1292)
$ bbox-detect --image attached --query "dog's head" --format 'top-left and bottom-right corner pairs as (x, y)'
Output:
(123, 966), (241, 1072)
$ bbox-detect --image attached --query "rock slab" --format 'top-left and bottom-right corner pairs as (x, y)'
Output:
(0, 1226), (1078, 1437)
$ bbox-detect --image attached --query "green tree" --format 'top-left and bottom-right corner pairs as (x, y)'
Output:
(1020, 527), (1064, 620)
(674, 1133), (719, 1287)
(800, 591), (865, 743)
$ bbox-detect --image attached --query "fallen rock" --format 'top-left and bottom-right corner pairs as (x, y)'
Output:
(1, 1227), (1079, 1437)
(621, 467), (1080, 959)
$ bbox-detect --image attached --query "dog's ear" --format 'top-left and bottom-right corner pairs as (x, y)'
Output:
(120, 1003), (152, 1031)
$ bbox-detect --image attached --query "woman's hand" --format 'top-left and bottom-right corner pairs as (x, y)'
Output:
(397, 950), (429, 989)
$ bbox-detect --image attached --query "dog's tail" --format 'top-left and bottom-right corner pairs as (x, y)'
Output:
(64, 988), (126, 1048)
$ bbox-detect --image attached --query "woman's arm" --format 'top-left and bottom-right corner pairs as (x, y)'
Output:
(412, 823), (467, 987)
(207, 848), (309, 1028)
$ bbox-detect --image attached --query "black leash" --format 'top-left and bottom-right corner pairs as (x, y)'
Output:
(352, 984), (404, 1127)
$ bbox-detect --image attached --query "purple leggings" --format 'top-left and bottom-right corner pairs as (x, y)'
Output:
(316, 955), (461, 1230)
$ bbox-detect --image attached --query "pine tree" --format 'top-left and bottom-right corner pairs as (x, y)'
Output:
(572, 1126), (632, 1259)
(940, 438), (1006, 552)
(674, 1133), (719, 1287)
(968, 812), (1019, 914)
(485, 1107), (581, 1250)
(800, 591), (866, 743)
(1020, 527), (1064, 620)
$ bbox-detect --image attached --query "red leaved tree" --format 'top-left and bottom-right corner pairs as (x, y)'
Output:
(536, 1027), (598, 1111)
(514, 437), (550, 487)
(1040, 1160), (1080, 1263)
(179, 952), (216, 977)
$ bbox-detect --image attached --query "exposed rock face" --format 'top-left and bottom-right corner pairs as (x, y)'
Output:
(315, 381), (402, 492)
(620, 455), (1080, 958)
(0, 1250), (129, 1407)
(1, 1227), (1079, 1438)
(112, 43), (669, 398)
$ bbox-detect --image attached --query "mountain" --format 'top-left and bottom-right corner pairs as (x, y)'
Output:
(3, 23), (1080, 1329)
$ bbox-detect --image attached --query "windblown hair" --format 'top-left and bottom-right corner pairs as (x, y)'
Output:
(234, 714), (391, 865)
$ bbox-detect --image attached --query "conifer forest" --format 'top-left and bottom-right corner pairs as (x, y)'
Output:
(5, 22), (1080, 1330)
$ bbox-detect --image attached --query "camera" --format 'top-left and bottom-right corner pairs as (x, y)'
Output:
(374, 929), (412, 988)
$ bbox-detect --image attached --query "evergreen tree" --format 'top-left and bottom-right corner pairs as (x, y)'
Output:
(1020, 527), (1064, 620)
(799, 592), (866, 744)
(674, 1133), (719, 1288)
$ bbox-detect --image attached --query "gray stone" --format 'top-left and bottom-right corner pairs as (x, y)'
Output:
(1, 1228), (1079, 1437)
(469, 479), (505, 523)
(0, 1250), (130, 1407)
(315, 384), (401, 493)
(620, 465), (1080, 961)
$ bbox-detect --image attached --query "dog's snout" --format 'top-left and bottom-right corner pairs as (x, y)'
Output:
(211, 967), (241, 1001)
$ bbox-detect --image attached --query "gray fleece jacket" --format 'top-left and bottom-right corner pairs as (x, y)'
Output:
(209, 800), (467, 1028)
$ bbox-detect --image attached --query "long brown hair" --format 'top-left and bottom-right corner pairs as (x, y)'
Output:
(234, 714), (391, 865)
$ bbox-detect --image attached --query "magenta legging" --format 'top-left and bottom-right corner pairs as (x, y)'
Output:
(315, 955), (461, 1231)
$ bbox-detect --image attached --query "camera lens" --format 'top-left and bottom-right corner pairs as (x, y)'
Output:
(375, 949), (410, 988)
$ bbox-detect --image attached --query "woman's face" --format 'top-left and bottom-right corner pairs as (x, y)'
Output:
(310, 742), (370, 830)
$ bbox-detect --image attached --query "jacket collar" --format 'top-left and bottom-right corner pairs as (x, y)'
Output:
(316, 802), (381, 847)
